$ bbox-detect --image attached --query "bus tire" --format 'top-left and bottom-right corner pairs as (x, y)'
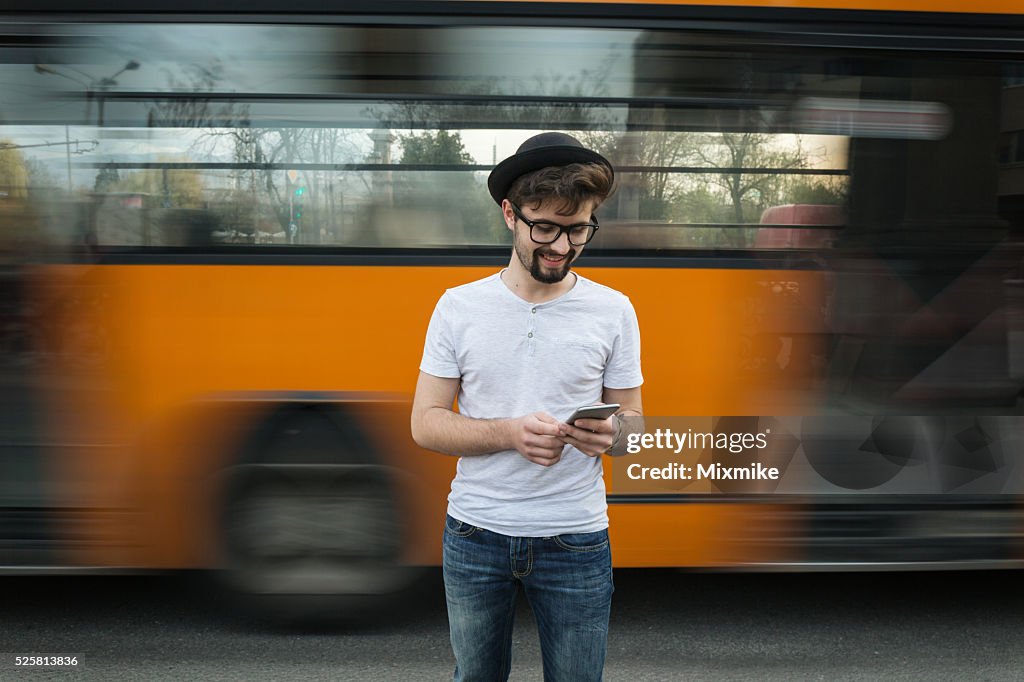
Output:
(212, 402), (417, 624)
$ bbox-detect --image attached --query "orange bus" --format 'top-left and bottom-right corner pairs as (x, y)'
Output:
(2, 0), (1024, 618)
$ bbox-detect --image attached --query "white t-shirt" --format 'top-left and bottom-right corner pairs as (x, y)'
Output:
(419, 270), (643, 537)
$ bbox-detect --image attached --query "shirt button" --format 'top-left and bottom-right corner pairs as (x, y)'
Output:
(528, 332), (533, 338)
(531, 307), (537, 314)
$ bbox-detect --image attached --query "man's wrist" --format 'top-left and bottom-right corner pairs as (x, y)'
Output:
(606, 414), (624, 455)
(607, 410), (641, 456)
(500, 416), (520, 451)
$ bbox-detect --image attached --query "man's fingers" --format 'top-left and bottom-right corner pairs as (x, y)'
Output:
(558, 415), (616, 455)
(570, 417), (615, 434)
(525, 448), (562, 466)
(560, 423), (592, 441)
(560, 435), (604, 458)
(560, 424), (609, 445)
(523, 433), (564, 449)
(524, 437), (564, 455)
(527, 415), (564, 437)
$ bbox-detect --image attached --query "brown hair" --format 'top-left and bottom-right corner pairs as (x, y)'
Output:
(506, 162), (614, 216)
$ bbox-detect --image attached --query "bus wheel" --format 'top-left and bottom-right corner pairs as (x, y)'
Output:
(214, 404), (414, 623)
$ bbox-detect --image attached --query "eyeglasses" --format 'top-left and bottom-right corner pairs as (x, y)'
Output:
(509, 202), (600, 247)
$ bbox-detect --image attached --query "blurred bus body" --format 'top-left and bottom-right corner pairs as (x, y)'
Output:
(0, 0), (1023, 619)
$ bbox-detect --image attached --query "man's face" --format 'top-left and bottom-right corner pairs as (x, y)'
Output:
(506, 199), (597, 285)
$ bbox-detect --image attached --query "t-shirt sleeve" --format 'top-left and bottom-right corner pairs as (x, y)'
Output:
(419, 292), (462, 379)
(604, 298), (643, 389)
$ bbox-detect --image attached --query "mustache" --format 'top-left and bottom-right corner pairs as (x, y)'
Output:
(536, 248), (576, 260)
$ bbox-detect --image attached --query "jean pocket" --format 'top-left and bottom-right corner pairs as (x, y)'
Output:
(552, 529), (609, 552)
(444, 514), (478, 538)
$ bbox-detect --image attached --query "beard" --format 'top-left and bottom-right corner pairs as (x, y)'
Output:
(514, 230), (577, 284)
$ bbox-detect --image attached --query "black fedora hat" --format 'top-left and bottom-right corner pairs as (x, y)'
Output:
(487, 132), (613, 205)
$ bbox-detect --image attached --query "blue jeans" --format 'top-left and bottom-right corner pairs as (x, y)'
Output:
(442, 514), (613, 682)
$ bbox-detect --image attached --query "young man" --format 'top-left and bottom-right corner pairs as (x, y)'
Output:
(410, 132), (643, 682)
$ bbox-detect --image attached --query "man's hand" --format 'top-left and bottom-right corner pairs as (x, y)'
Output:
(510, 412), (566, 467)
(559, 414), (617, 458)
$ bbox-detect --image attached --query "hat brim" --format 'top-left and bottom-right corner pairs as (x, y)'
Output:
(487, 145), (613, 205)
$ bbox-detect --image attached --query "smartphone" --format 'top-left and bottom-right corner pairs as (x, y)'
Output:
(565, 403), (620, 426)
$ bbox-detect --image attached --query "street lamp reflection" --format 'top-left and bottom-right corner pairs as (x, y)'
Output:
(34, 60), (141, 126)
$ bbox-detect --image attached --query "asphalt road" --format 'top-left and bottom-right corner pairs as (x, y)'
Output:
(2, 569), (1023, 681)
